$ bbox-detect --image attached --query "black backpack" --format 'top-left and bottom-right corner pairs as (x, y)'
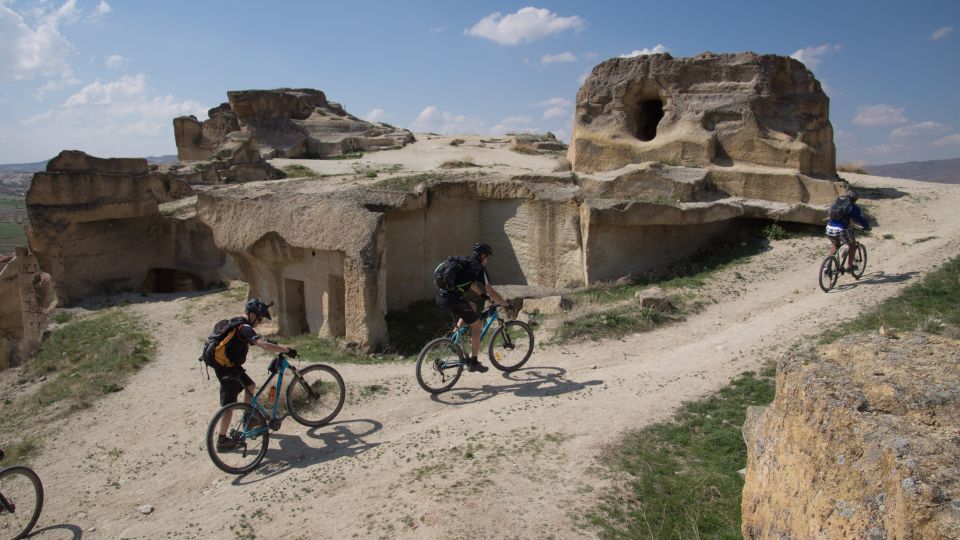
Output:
(829, 197), (852, 222)
(434, 256), (474, 293)
(199, 316), (249, 368)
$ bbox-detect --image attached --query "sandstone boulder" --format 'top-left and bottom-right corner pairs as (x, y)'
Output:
(521, 295), (573, 315)
(511, 132), (568, 153)
(742, 333), (960, 539)
(569, 52), (836, 180)
(634, 286), (673, 311)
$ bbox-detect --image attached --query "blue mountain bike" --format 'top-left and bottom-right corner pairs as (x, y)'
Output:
(205, 353), (345, 474)
(415, 303), (534, 394)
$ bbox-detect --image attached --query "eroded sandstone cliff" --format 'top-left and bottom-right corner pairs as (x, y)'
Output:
(742, 333), (960, 539)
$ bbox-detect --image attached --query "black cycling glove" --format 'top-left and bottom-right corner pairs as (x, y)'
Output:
(286, 348), (298, 358)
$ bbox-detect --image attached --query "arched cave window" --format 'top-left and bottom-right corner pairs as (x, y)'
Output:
(634, 99), (664, 141)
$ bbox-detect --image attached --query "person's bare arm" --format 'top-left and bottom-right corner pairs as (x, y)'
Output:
(485, 283), (509, 307)
(253, 339), (293, 354)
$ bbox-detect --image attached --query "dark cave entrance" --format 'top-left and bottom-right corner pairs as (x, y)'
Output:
(634, 99), (665, 141)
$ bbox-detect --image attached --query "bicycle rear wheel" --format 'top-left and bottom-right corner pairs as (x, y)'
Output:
(206, 403), (269, 474)
(287, 364), (346, 427)
(819, 255), (840, 292)
(488, 320), (535, 372)
(0, 466), (44, 540)
(415, 338), (463, 394)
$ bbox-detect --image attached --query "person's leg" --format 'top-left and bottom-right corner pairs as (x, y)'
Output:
(829, 235), (840, 257)
(470, 319), (482, 359)
(845, 239), (857, 270)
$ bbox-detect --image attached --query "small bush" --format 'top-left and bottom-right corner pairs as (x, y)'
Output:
(761, 223), (788, 240)
(364, 170), (378, 178)
(282, 164), (316, 178)
(439, 159), (478, 169)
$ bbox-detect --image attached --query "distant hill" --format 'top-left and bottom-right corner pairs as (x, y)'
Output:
(0, 154), (179, 198)
(865, 157), (960, 184)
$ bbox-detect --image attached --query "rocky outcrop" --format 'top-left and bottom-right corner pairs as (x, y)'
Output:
(569, 52), (836, 183)
(510, 132), (568, 153)
(26, 151), (238, 304)
(0, 248), (53, 369)
(175, 88), (415, 160)
(742, 333), (960, 539)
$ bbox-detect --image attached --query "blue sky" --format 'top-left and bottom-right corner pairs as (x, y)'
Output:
(0, 0), (957, 166)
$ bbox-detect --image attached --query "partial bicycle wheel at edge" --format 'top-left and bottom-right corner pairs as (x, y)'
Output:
(818, 255), (840, 292)
(0, 465), (44, 540)
(415, 338), (463, 394)
(488, 320), (534, 371)
(206, 402), (269, 474)
(286, 364), (346, 427)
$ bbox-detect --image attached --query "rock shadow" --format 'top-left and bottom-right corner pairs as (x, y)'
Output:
(231, 418), (382, 485)
(430, 366), (603, 405)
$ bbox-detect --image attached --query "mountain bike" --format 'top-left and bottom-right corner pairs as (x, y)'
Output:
(0, 449), (44, 540)
(819, 239), (867, 292)
(206, 353), (346, 474)
(415, 303), (534, 394)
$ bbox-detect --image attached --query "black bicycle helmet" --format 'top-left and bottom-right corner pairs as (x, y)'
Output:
(473, 242), (493, 257)
(244, 297), (272, 320)
(846, 188), (858, 202)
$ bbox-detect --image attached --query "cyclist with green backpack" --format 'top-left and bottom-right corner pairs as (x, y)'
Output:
(204, 298), (297, 451)
(826, 188), (872, 272)
(434, 242), (511, 373)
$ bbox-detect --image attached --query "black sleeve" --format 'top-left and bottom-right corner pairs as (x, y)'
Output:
(237, 324), (261, 344)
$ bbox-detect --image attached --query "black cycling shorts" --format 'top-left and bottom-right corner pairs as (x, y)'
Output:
(436, 291), (479, 325)
(213, 365), (254, 406)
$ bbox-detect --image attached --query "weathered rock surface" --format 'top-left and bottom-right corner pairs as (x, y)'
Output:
(521, 295), (572, 315)
(634, 286), (673, 311)
(26, 151), (238, 304)
(510, 132), (568, 153)
(569, 52), (836, 185)
(742, 333), (960, 539)
(175, 89), (415, 160)
(0, 248), (52, 369)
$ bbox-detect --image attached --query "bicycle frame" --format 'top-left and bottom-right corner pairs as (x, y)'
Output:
(439, 305), (504, 369)
(243, 355), (296, 436)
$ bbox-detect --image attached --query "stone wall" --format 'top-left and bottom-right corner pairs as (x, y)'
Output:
(0, 248), (53, 369)
(26, 151), (237, 305)
(742, 333), (960, 539)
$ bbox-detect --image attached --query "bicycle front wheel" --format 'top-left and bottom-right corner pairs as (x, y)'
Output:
(488, 320), (534, 372)
(818, 255), (840, 292)
(851, 243), (867, 279)
(0, 466), (43, 540)
(206, 403), (269, 474)
(287, 364), (346, 427)
(415, 338), (463, 394)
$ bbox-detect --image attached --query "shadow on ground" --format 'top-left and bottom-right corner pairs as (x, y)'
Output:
(430, 366), (603, 405)
(231, 418), (382, 485)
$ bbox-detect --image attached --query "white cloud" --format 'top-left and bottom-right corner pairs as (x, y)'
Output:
(933, 134), (960, 147)
(465, 7), (584, 45)
(853, 104), (909, 127)
(533, 97), (572, 108)
(363, 108), (385, 122)
(20, 74), (206, 158)
(105, 54), (126, 68)
(429, 26), (444, 33)
(409, 106), (487, 134)
(489, 116), (536, 135)
(0, 0), (78, 82)
(931, 26), (953, 40)
(890, 121), (950, 140)
(86, 0), (111, 22)
(620, 44), (669, 58)
(790, 44), (842, 69)
(541, 52), (576, 64)
(543, 106), (568, 120)
(34, 75), (80, 99)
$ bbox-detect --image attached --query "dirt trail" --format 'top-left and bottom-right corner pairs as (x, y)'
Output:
(20, 173), (960, 539)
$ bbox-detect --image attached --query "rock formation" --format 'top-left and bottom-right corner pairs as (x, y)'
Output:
(569, 52), (836, 182)
(25, 151), (238, 304)
(175, 88), (415, 161)
(0, 248), (53, 369)
(742, 333), (960, 539)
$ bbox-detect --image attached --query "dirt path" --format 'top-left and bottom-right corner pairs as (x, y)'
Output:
(20, 174), (960, 539)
